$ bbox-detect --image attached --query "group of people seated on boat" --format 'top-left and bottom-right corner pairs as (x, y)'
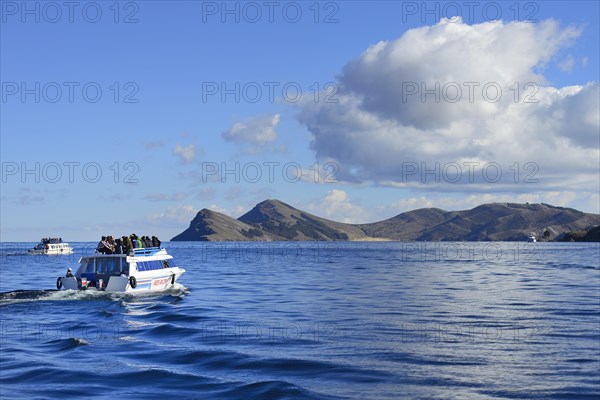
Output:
(43, 237), (63, 244)
(96, 234), (161, 254)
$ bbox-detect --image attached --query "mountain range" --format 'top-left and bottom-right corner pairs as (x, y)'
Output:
(171, 199), (600, 242)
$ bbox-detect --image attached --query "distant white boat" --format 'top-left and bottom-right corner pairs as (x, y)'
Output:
(527, 234), (537, 243)
(56, 247), (185, 293)
(28, 238), (73, 255)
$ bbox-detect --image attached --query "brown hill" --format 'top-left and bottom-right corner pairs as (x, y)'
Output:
(171, 209), (262, 241)
(171, 200), (600, 242)
(417, 203), (596, 241)
(359, 208), (454, 240)
(238, 199), (368, 241)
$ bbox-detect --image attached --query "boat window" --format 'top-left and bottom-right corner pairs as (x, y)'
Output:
(165, 258), (176, 268)
(84, 259), (95, 273)
(79, 260), (87, 272)
(122, 262), (129, 275)
(96, 258), (107, 274)
(137, 261), (147, 271)
(136, 260), (165, 272)
(106, 258), (120, 275)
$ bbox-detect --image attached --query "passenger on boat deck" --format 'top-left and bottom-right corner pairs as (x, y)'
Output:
(97, 236), (115, 254)
(130, 234), (141, 249)
(115, 238), (123, 254)
(66, 268), (74, 278)
(152, 236), (161, 247)
(123, 236), (133, 254)
(107, 236), (116, 252)
(96, 236), (106, 251)
(144, 236), (152, 248)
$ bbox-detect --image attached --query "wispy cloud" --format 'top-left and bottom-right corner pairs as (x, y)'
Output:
(193, 187), (216, 200)
(173, 144), (197, 164)
(558, 54), (575, 72)
(224, 186), (245, 201)
(145, 205), (198, 227)
(144, 192), (188, 202)
(8, 188), (46, 206)
(144, 141), (165, 149)
(100, 193), (132, 202)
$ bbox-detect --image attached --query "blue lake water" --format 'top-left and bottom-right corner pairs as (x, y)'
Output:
(1, 241), (599, 399)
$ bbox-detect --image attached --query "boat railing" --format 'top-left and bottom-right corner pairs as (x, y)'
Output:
(131, 247), (162, 256)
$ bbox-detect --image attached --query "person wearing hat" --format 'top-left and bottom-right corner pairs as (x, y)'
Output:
(66, 268), (74, 278)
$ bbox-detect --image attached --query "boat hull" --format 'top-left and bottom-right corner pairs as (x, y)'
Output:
(29, 248), (74, 255)
(59, 269), (185, 293)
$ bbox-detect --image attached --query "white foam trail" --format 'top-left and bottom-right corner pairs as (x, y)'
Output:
(0, 284), (189, 305)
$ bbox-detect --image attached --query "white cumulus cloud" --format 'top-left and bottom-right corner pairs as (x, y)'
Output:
(305, 189), (370, 223)
(222, 114), (280, 144)
(298, 18), (599, 194)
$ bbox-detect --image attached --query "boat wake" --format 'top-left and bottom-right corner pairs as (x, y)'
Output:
(0, 289), (60, 303)
(0, 283), (189, 306)
(1, 251), (32, 257)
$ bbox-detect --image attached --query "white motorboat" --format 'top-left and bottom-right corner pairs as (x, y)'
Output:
(527, 234), (537, 242)
(56, 247), (185, 293)
(29, 238), (73, 255)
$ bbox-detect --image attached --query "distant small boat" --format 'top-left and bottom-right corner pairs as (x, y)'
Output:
(28, 238), (73, 255)
(527, 234), (537, 243)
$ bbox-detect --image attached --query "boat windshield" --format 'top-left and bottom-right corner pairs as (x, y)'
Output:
(81, 259), (95, 273)
(81, 257), (127, 275)
(97, 258), (121, 274)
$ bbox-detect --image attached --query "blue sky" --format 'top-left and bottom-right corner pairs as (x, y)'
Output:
(1, 1), (599, 241)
